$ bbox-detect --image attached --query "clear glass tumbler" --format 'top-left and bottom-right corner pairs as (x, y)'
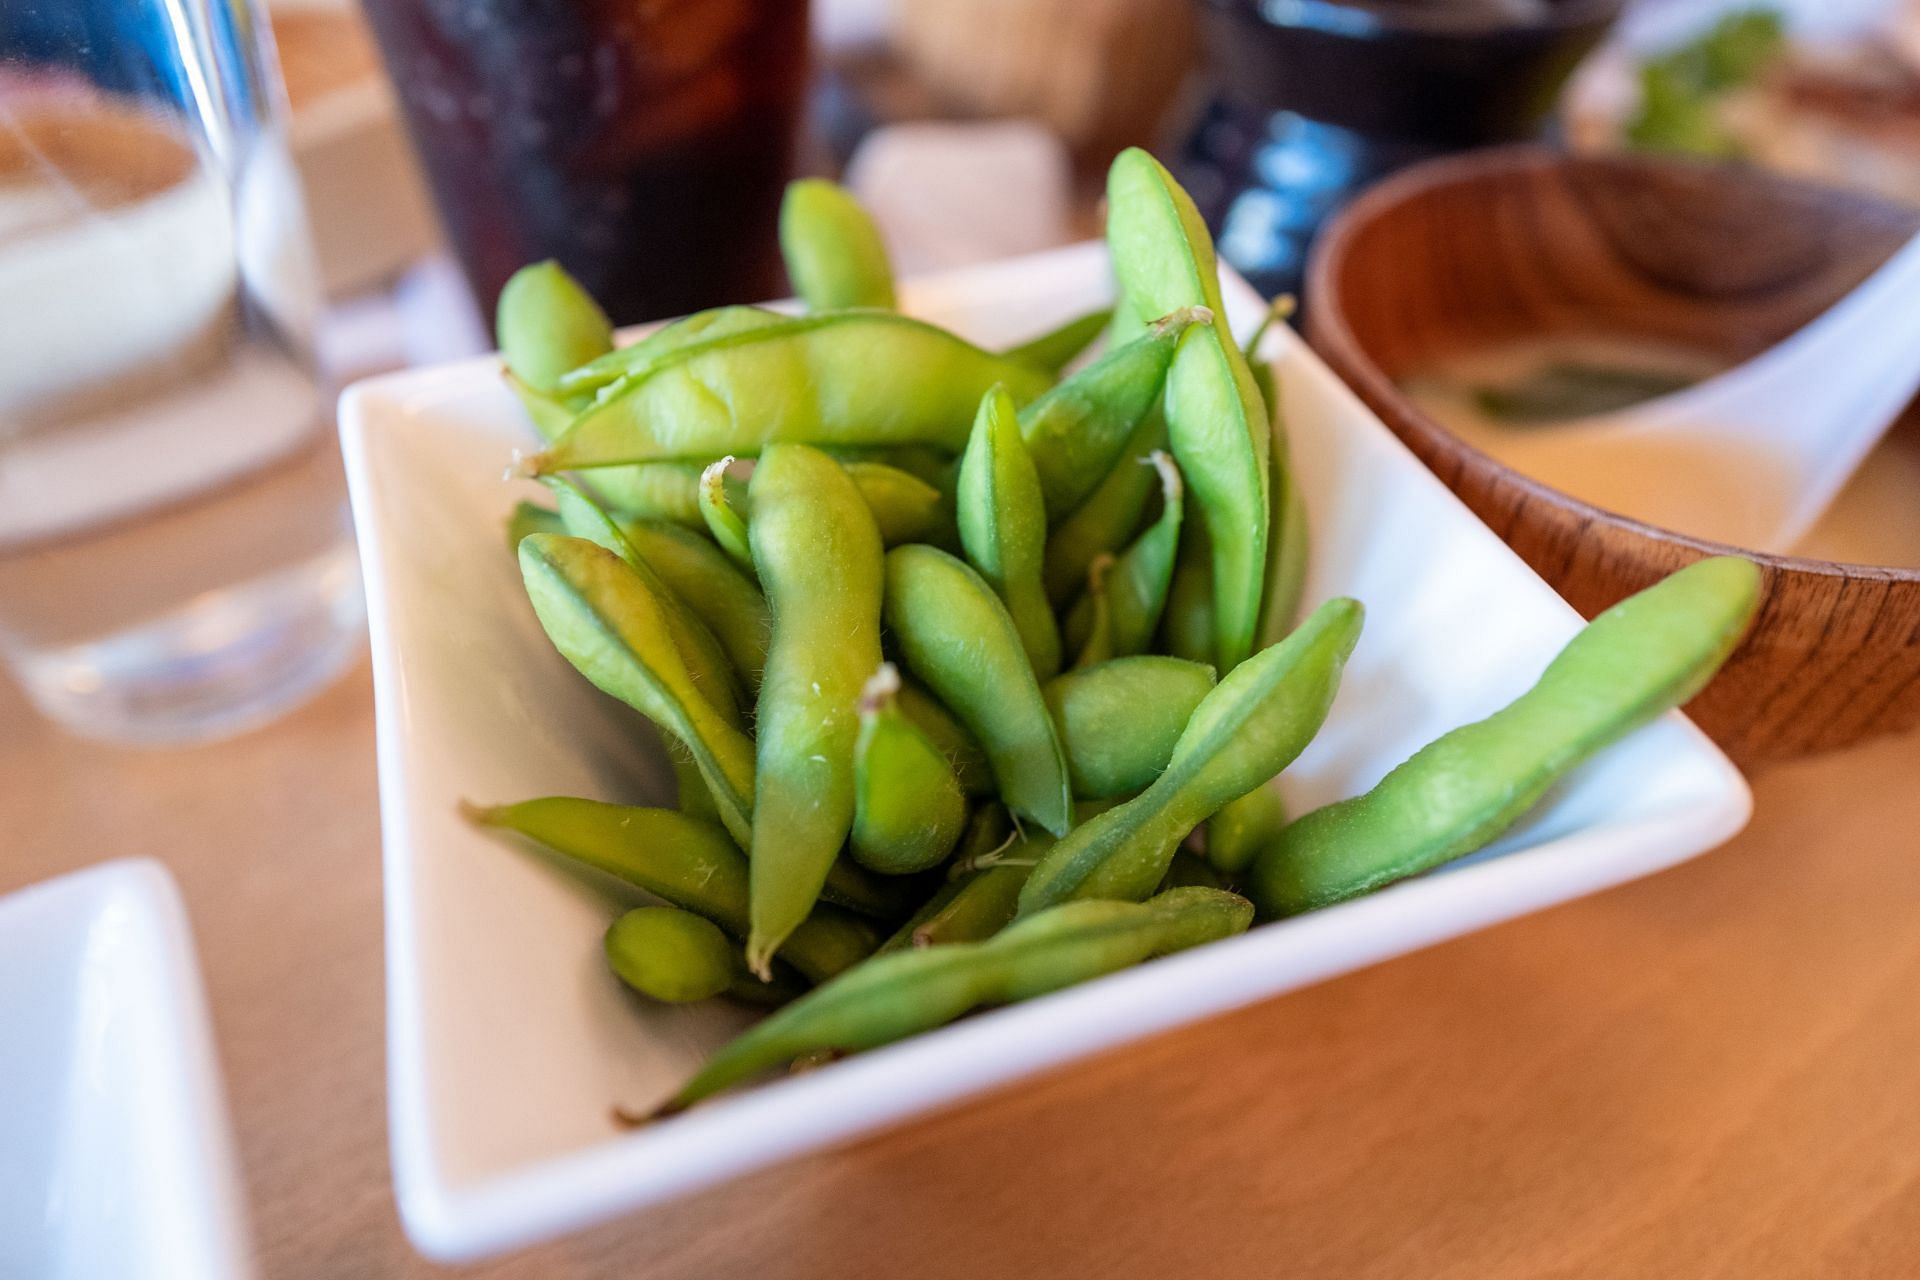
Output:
(0, 0), (364, 743)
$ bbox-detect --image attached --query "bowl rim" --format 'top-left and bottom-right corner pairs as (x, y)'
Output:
(1304, 142), (1920, 585)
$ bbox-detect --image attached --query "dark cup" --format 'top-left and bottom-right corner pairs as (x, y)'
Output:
(362, 0), (810, 326)
(1177, 0), (1621, 300)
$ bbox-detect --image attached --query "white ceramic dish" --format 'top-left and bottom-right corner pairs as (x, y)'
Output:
(341, 242), (1753, 1263)
(0, 859), (253, 1279)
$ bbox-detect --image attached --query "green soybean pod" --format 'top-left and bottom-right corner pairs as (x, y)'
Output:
(582, 462), (706, 527)
(780, 177), (897, 311)
(657, 888), (1253, 1113)
(1069, 555), (1117, 671)
(893, 681), (994, 797)
(1062, 451), (1183, 658)
(558, 304), (788, 400)
(851, 664), (968, 875)
(884, 544), (1074, 837)
(958, 384), (1060, 679)
(1042, 408), (1166, 607)
(497, 260), (613, 393)
(698, 458), (757, 575)
(532, 313), (1053, 470)
(518, 534), (757, 842)
(875, 804), (1012, 954)
(1159, 852), (1226, 891)
(746, 445), (887, 975)
(667, 747), (722, 825)
(606, 906), (798, 1005)
(1019, 596), (1363, 914)
(1017, 306), (1204, 518)
(1247, 336), (1309, 647)
(1250, 557), (1762, 918)
(541, 477), (746, 721)
(622, 519), (771, 689)
(1045, 655), (1217, 799)
(1003, 306), (1113, 374)
(505, 501), (564, 549)
(1205, 785), (1287, 878)
(1159, 518), (1215, 665)
(842, 461), (947, 547)
(1106, 147), (1274, 671)
(465, 797), (876, 983)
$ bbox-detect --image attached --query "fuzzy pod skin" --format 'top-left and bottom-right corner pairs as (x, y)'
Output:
(1045, 655), (1217, 799)
(1105, 147), (1277, 672)
(497, 260), (613, 394)
(780, 177), (897, 311)
(957, 384), (1061, 679)
(533, 312), (1053, 470)
(1043, 407), (1167, 608)
(659, 887), (1253, 1112)
(1205, 785), (1288, 878)
(465, 797), (876, 984)
(746, 445), (887, 975)
(1016, 307), (1205, 518)
(621, 519), (771, 689)
(851, 665), (968, 875)
(1062, 451), (1183, 659)
(1250, 557), (1762, 918)
(1019, 596), (1364, 914)
(518, 534), (756, 842)
(883, 544), (1074, 837)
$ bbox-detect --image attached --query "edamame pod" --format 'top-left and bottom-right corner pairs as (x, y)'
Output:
(497, 260), (613, 393)
(465, 797), (876, 983)
(1003, 306), (1113, 374)
(746, 445), (887, 975)
(958, 385), (1061, 679)
(519, 534), (756, 841)
(1017, 307), (1204, 518)
(1205, 785), (1287, 878)
(531, 313), (1053, 470)
(1069, 555), (1116, 671)
(542, 477), (746, 720)
(1044, 655), (1217, 799)
(558, 304), (787, 400)
(1019, 596), (1363, 913)
(885, 544), (1074, 836)
(1106, 148), (1273, 671)
(893, 681), (994, 797)
(875, 805), (1012, 954)
(841, 461), (947, 547)
(1062, 451), (1183, 658)
(1159, 518), (1215, 664)
(658, 888), (1253, 1112)
(622, 519), (771, 689)
(780, 178), (897, 311)
(851, 665), (967, 875)
(606, 906), (798, 1005)
(1042, 408), (1166, 607)
(505, 501), (564, 548)
(1249, 557), (1761, 917)
(585, 462), (712, 528)
(698, 458), (757, 575)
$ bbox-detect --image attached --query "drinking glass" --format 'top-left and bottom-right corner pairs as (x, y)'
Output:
(361, 0), (811, 326)
(0, 0), (364, 743)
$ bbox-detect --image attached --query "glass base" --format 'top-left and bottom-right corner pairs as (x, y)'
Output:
(11, 540), (365, 746)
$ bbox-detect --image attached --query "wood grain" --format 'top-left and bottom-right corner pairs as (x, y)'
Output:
(6, 658), (1920, 1277)
(1305, 146), (1920, 764)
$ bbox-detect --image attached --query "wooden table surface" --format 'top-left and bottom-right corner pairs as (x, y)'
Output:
(7, 650), (1920, 1278)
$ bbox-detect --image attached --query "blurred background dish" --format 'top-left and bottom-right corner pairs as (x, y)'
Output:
(1306, 144), (1920, 764)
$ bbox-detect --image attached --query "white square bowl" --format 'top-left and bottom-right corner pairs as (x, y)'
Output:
(341, 242), (1752, 1263)
(0, 859), (253, 1279)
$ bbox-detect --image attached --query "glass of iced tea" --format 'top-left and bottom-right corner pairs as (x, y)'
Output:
(0, 0), (361, 743)
(362, 0), (811, 325)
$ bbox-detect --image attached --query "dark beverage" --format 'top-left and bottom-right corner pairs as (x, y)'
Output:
(362, 0), (810, 324)
(1177, 0), (1620, 299)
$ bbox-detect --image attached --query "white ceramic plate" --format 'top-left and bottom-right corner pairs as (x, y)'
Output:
(0, 859), (253, 1279)
(341, 242), (1752, 1263)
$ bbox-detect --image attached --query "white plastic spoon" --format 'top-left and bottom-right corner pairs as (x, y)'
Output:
(1482, 226), (1920, 553)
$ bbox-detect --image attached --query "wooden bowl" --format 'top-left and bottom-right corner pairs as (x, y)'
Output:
(1305, 146), (1920, 766)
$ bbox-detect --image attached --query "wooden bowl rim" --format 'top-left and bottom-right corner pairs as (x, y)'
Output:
(1304, 143), (1920, 587)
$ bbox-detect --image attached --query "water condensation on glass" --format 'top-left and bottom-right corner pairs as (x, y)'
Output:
(0, 0), (363, 743)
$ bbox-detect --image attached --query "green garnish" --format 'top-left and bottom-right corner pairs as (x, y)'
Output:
(1625, 8), (1787, 158)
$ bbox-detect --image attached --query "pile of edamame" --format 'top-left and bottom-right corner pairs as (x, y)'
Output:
(473, 153), (1764, 1117)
